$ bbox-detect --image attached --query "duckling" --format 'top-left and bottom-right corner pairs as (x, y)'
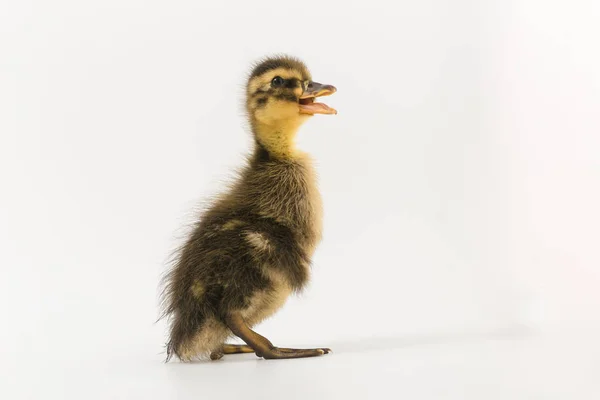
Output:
(160, 55), (337, 361)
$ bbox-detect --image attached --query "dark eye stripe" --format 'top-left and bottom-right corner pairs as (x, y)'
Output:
(252, 78), (299, 95)
(285, 78), (300, 89)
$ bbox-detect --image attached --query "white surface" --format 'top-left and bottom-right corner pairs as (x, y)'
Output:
(2, 328), (600, 399)
(1, 1), (599, 399)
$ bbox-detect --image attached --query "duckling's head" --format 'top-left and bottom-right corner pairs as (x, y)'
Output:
(246, 55), (336, 158)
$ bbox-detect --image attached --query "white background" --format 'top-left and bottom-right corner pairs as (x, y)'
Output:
(1, 1), (599, 399)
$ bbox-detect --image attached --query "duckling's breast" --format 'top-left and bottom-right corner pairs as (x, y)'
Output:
(240, 153), (323, 256)
(297, 155), (323, 256)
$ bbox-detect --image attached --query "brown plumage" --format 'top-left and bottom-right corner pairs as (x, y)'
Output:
(160, 55), (337, 361)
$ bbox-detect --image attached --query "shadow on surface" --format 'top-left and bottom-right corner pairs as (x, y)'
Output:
(326, 324), (537, 355)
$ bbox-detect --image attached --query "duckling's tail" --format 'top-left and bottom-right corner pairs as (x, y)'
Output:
(165, 311), (230, 362)
(163, 306), (199, 362)
(159, 249), (230, 361)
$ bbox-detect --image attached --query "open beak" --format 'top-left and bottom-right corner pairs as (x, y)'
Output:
(299, 81), (337, 115)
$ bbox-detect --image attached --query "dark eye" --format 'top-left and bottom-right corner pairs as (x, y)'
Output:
(271, 76), (284, 87)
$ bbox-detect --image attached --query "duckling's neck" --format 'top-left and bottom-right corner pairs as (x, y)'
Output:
(252, 120), (303, 160)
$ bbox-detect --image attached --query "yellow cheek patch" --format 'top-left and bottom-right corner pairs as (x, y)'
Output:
(254, 99), (297, 121)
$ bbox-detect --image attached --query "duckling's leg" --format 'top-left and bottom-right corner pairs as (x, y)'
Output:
(223, 344), (255, 354)
(209, 344), (255, 360)
(225, 313), (331, 359)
